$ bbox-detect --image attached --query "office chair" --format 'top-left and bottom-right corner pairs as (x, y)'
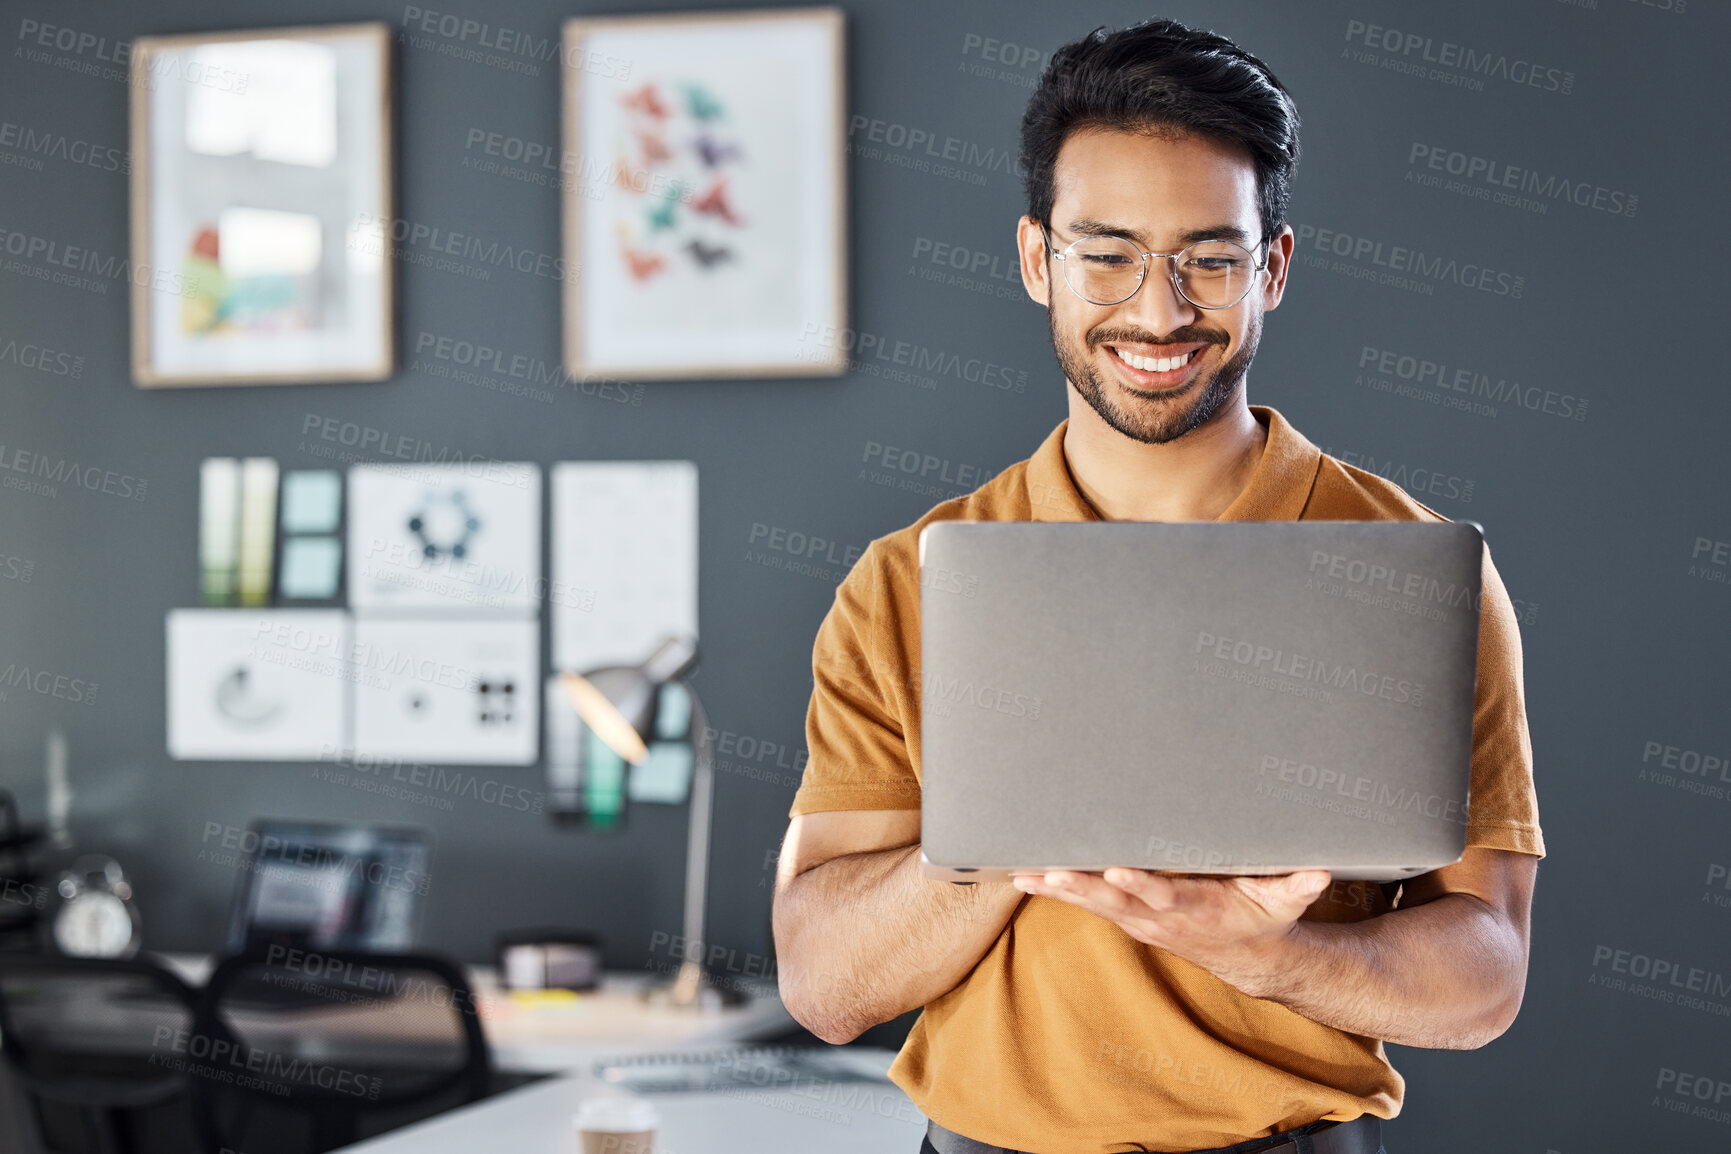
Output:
(0, 953), (216, 1154)
(192, 948), (492, 1154)
(0, 791), (47, 952)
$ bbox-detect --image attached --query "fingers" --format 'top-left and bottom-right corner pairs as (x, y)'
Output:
(1016, 868), (1333, 927)
(1101, 867), (1180, 910)
(1286, 869), (1332, 900)
(1234, 869), (1333, 914)
(1014, 871), (1150, 921)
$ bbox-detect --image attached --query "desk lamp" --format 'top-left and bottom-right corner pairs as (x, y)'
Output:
(559, 637), (734, 1009)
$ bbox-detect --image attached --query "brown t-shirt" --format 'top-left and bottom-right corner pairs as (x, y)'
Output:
(789, 407), (1544, 1153)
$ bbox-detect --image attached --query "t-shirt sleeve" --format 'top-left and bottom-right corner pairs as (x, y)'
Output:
(1464, 547), (1544, 857)
(789, 542), (922, 816)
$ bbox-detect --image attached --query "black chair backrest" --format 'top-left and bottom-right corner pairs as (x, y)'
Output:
(0, 953), (215, 1154)
(193, 947), (492, 1154)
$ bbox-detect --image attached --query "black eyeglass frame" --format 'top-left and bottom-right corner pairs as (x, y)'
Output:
(1039, 220), (1272, 310)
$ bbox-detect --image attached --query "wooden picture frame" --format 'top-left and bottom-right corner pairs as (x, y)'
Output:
(561, 8), (847, 381)
(130, 23), (394, 387)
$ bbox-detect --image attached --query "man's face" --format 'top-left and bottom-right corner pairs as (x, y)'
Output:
(1017, 128), (1293, 445)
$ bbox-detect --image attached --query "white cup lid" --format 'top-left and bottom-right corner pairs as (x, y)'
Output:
(574, 1097), (658, 1130)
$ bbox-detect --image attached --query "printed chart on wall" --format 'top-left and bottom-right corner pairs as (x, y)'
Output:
(561, 8), (846, 379)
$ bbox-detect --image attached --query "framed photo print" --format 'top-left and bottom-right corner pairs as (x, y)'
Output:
(561, 8), (847, 380)
(130, 23), (393, 386)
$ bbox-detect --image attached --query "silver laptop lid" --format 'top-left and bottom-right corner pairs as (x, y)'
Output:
(918, 521), (1483, 883)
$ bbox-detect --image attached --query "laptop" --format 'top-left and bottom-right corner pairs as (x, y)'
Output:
(225, 819), (433, 956)
(917, 521), (1483, 883)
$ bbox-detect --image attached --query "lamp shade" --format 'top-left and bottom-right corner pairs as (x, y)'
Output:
(558, 637), (697, 764)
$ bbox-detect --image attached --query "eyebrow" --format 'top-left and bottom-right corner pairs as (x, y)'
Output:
(1064, 218), (1254, 247)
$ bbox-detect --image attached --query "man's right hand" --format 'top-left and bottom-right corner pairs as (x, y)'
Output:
(771, 809), (1024, 1044)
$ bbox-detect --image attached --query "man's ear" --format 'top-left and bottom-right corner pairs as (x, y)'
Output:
(1261, 225), (1295, 312)
(1016, 215), (1052, 307)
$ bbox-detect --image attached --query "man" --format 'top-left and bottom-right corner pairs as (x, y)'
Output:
(772, 18), (1542, 1154)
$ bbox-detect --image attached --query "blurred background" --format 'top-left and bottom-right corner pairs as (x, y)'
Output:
(0, 1), (1726, 1152)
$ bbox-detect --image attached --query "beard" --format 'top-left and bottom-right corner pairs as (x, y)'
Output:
(1050, 306), (1262, 445)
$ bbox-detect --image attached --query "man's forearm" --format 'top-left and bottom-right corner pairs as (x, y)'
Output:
(1236, 893), (1527, 1048)
(773, 846), (1023, 1043)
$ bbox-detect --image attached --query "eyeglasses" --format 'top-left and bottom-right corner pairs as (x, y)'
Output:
(1041, 222), (1269, 310)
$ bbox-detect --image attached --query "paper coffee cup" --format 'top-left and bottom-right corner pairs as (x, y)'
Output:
(574, 1097), (658, 1154)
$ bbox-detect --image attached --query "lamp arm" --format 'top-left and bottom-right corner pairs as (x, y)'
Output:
(673, 680), (713, 1002)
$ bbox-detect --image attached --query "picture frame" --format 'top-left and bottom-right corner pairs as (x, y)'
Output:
(561, 8), (847, 380)
(130, 23), (394, 387)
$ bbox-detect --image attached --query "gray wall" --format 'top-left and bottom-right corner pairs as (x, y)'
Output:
(1, 0), (1727, 1151)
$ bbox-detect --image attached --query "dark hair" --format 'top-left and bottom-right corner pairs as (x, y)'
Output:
(1020, 18), (1301, 245)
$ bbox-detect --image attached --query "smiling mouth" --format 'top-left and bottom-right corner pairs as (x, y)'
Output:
(1109, 346), (1199, 373)
(1101, 343), (1209, 388)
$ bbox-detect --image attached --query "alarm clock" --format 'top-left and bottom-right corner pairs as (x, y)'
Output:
(51, 855), (142, 959)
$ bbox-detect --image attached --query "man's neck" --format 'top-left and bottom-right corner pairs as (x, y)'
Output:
(1062, 385), (1268, 522)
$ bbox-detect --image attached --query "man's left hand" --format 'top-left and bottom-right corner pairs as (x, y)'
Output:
(1011, 868), (1332, 995)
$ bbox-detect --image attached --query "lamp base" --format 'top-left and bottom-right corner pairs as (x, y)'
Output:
(640, 959), (747, 1010)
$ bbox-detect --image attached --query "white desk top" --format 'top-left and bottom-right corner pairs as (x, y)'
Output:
(334, 1051), (924, 1154)
(155, 954), (796, 1075)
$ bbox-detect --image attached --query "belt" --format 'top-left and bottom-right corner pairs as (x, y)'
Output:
(925, 1114), (1382, 1154)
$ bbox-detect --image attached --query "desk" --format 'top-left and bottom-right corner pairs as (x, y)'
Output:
(156, 954), (795, 1075)
(333, 1051), (925, 1154)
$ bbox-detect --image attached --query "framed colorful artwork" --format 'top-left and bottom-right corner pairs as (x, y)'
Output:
(130, 23), (393, 386)
(561, 8), (847, 380)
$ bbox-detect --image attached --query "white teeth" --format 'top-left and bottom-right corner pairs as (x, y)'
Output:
(1117, 348), (1192, 373)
